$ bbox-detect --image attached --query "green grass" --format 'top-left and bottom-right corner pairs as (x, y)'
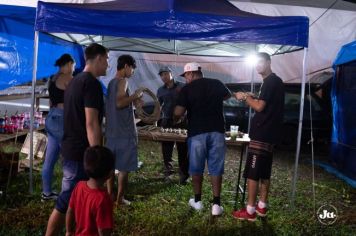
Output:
(0, 141), (355, 235)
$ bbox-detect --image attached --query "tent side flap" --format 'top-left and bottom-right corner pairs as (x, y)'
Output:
(0, 5), (85, 90)
(331, 40), (356, 180)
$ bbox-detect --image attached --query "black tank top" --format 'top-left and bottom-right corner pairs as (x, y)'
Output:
(48, 74), (65, 107)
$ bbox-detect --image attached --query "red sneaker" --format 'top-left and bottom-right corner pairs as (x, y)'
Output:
(256, 205), (267, 217)
(232, 208), (256, 222)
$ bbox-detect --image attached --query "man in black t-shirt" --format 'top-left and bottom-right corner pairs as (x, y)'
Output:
(45, 43), (109, 236)
(174, 62), (231, 216)
(232, 53), (285, 221)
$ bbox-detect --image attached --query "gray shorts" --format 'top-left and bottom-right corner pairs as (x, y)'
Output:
(106, 137), (138, 172)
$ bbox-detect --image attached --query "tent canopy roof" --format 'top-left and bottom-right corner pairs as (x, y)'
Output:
(34, 0), (309, 55)
(232, 0), (356, 11)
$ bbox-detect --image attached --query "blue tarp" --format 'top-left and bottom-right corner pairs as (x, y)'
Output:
(333, 41), (356, 67)
(331, 40), (356, 180)
(35, 0), (309, 47)
(0, 5), (84, 90)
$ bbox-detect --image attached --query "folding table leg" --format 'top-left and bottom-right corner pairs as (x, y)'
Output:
(241, 177), (247, 207)
(233, 144), (245, 210)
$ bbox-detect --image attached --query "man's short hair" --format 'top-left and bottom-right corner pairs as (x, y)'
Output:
(117, 54), (136, 70)
(257, 52), (271, 61)
(84, 146), (114, 179)
(85, 43), (108, 61)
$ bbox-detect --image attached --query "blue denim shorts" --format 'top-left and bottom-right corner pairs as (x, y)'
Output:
(55, 159), (87, 213)
(188, 132), (226, 176)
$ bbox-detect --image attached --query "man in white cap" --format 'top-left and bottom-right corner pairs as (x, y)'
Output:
(174, 62), (231, 216)
(157, 66), (189, 184)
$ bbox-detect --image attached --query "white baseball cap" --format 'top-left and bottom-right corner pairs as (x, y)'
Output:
(180, 62), (201, 77)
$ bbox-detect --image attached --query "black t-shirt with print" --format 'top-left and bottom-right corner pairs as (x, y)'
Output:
(250, 73), (285, 144)
(176, 78), (231, 138)
(61, 72), (104, 161)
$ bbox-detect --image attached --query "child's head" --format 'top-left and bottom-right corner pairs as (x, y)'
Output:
(84, 145), (114, 180)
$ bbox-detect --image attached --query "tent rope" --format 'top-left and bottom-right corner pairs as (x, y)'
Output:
(310, 0), (339, 27)
(334, 142), (356, 150)
(135, 88), (161, 125)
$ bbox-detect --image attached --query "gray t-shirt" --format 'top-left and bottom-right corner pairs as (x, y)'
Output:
(105, 78), (137, 139)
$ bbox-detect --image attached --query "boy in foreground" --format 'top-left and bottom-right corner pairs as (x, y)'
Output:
(66, 146), (115, 236)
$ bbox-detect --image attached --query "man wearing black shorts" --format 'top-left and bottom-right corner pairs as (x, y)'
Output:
(232, 52), (284, 221)
(45, 43), (108, 235)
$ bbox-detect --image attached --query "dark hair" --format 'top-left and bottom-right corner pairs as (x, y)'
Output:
(54, 53), (74, 67)
(85, 43), (108, 61)
(117, 54), (136, 70)
(84, 146), (114, 179)
(257, 52), (271, 61)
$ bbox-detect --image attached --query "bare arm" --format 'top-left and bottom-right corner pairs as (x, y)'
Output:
(116, 79), (142, 109)
(85, 107), (102, 146)
(234, 92), (266, 112)
(173, 105), (186, 124)
(65, 207), (75, 236)
(98, 228), (112, 236)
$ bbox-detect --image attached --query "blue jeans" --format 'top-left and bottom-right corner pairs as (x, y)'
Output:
(55, 159), (87, 213)
(188, 132), (226, 176)
(42, 108), (64, 195)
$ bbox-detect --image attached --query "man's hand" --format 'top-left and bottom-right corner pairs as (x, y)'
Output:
(234, 92), (247, 101)
(173, 105), (186, 124)
(133, 89), (143, 100)
(134, 98), (144, 108)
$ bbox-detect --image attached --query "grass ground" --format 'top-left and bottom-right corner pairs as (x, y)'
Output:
(0, 140), (355, 235)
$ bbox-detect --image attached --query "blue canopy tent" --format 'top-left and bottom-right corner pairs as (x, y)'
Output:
(0, 5), (85, 91)
(35, 0), (308, 46)
(331, 41), (356, 180)
(32, 0), (309, 203)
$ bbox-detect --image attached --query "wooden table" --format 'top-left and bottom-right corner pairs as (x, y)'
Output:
(0, 126), (45, 143)
(137, 129), (250, 209)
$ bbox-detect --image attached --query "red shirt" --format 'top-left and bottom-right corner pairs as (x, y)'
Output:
(69, 181), (113, 236)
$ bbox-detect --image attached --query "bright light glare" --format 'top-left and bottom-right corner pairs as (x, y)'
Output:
(245, 54), (258, 66)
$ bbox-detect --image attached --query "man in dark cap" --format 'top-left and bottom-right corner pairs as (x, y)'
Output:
(156, 66), (189, 184)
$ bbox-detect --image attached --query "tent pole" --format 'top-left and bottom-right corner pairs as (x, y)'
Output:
(247, 45), (257, 133)
(291, 47), (308, 209)
(247, 63), (254, 133)
(29, 31), (39, 194)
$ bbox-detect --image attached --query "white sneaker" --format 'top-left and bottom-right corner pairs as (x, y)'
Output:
(211, 204), (223, 216)
(188, 198), (203, 211)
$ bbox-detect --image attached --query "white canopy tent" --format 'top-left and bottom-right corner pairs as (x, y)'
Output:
(1, 0), (355, 206)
